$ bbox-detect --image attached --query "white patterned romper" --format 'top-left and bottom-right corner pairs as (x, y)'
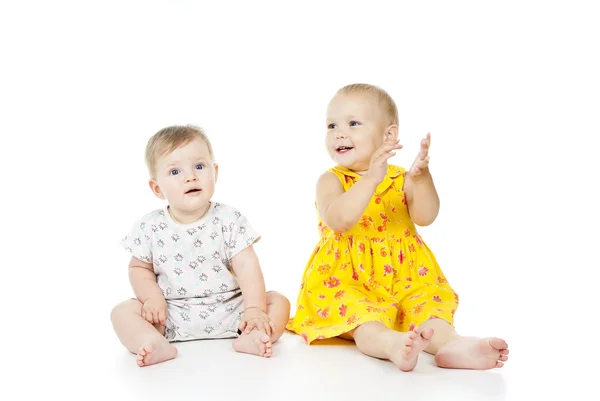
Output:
(121, 202), (260, 342)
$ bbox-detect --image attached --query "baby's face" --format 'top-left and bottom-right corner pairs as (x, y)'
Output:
(151, 137), (217, 214)
(325, 93), (387, 173)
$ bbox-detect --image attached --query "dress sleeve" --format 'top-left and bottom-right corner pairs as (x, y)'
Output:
(225, 210), (260, 261)
(121, 219), (153, 263)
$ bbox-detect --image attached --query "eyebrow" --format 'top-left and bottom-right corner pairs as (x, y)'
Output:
(165, 158), (208, 168)
(327, 116), (361, 122)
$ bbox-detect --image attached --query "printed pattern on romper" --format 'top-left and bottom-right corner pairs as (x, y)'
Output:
(122, 202), (260, 341)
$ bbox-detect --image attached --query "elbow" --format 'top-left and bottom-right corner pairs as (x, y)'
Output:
(413, 218), (434, 227)
(332, 223), (353, 233)
(412, 212), (438, 227)
(321, 214), (354, 233)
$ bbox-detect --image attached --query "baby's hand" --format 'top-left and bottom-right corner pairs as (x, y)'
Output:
(407, 133), (431, 181)
(239, 307), (275, 336)
(142, 296), (168, 327)
(367, 139), (403, 184)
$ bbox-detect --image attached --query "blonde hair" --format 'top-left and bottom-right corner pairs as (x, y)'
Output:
(145, 124), (214, 178)
(336, 83), (399, 126)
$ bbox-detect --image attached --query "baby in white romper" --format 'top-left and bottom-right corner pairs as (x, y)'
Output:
(111, 125), (291, 367)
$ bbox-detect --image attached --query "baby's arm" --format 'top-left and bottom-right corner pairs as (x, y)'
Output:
(318, 141), (401, 232)
(404, 133), (440, 226)
(317, 172), (379, 232)
(231, 246), (267, 311)
(404, 171), (440, 226)
(129, 256), (167, 325)
(231, 246), (273, 334)
(129, 257), (162, 301)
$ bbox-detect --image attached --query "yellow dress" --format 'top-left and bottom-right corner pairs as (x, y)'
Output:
(287, 165), (459, 344)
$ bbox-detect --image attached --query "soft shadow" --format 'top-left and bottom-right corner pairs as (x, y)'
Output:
(310, 337), (354, 347)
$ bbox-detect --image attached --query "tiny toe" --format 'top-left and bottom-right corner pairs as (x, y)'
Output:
(489, 338), (507, 350)
(501, 349), (509, 355)
(421, 328), (434, 339)
(496, 361), (504, 368)
(257, 341), (266, 354)
(499, 356), (508, 362)
(408, 331), (417, 340)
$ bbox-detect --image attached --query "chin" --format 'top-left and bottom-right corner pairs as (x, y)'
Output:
(335, 158), (356, 168)
(333, 156), (353, 166)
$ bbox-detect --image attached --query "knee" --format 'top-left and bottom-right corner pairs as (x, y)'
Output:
(267, 291), (290, 310)
(110, 298), (142, 322)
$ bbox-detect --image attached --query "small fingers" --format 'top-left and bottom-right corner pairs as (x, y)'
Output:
(144, 312), (154, 324)
(264, 321), (272, 336)
(374, 143), (400, 160)
(376, 150), (396, 165)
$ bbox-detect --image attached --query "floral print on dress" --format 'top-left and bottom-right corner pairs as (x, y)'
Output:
(287, 165), (459, 344)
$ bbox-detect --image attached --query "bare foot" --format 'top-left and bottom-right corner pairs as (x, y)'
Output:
(388, 327), (433, 372)
(136, 340), (178, 367)
(232, 330), (273, 358)
(435, 337), (509, 369)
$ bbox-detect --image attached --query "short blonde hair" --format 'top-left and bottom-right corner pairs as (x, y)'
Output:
(336, 83), (399, 126)
(145, 125), (214, 178)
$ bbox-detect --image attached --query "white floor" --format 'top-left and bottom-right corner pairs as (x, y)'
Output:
(61, 328), (587, 401)
(102, 333), (507, 401)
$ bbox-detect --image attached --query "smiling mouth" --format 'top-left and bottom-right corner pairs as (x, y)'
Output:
(336, 146), (354, 153)
(185, 189), (202, 194)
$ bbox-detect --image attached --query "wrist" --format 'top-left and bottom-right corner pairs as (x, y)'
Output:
(142, 294), (164, 303)
(362, 173), (381, 188)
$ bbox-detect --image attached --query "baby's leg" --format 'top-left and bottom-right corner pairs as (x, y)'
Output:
(345, 321), (433, 372)
(265, 291), (291, 343)
(232, 291), (290, 358)
(110, 299), (177, 367)
(419, 318), (509, 369)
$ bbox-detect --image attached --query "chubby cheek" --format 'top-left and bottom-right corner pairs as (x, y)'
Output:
(325, 134), (336, 151)
(163, 182), (182, 200)
(201, 177), (216, 193)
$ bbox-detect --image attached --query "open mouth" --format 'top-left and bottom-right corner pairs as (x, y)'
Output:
(336, 146), (354, 153)
(185, 188), (202, 194)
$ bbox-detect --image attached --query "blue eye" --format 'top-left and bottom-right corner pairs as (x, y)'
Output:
(195, 164), (204, 170)
(170, 169), (180, 176)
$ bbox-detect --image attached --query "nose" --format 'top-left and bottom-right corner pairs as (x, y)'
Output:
(184, 174), (198, 183)
(335, 130), (347, 139)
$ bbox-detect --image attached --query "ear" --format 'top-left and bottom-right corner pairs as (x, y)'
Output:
(214, 163), (219, 183)
(149, 179), (166, 200)
(384, 125), (399, 142)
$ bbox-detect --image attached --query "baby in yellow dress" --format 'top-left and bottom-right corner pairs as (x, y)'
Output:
(287, 84), (509, 371)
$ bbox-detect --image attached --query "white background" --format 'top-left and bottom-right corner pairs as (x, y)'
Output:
(1, 1), (599, 400)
